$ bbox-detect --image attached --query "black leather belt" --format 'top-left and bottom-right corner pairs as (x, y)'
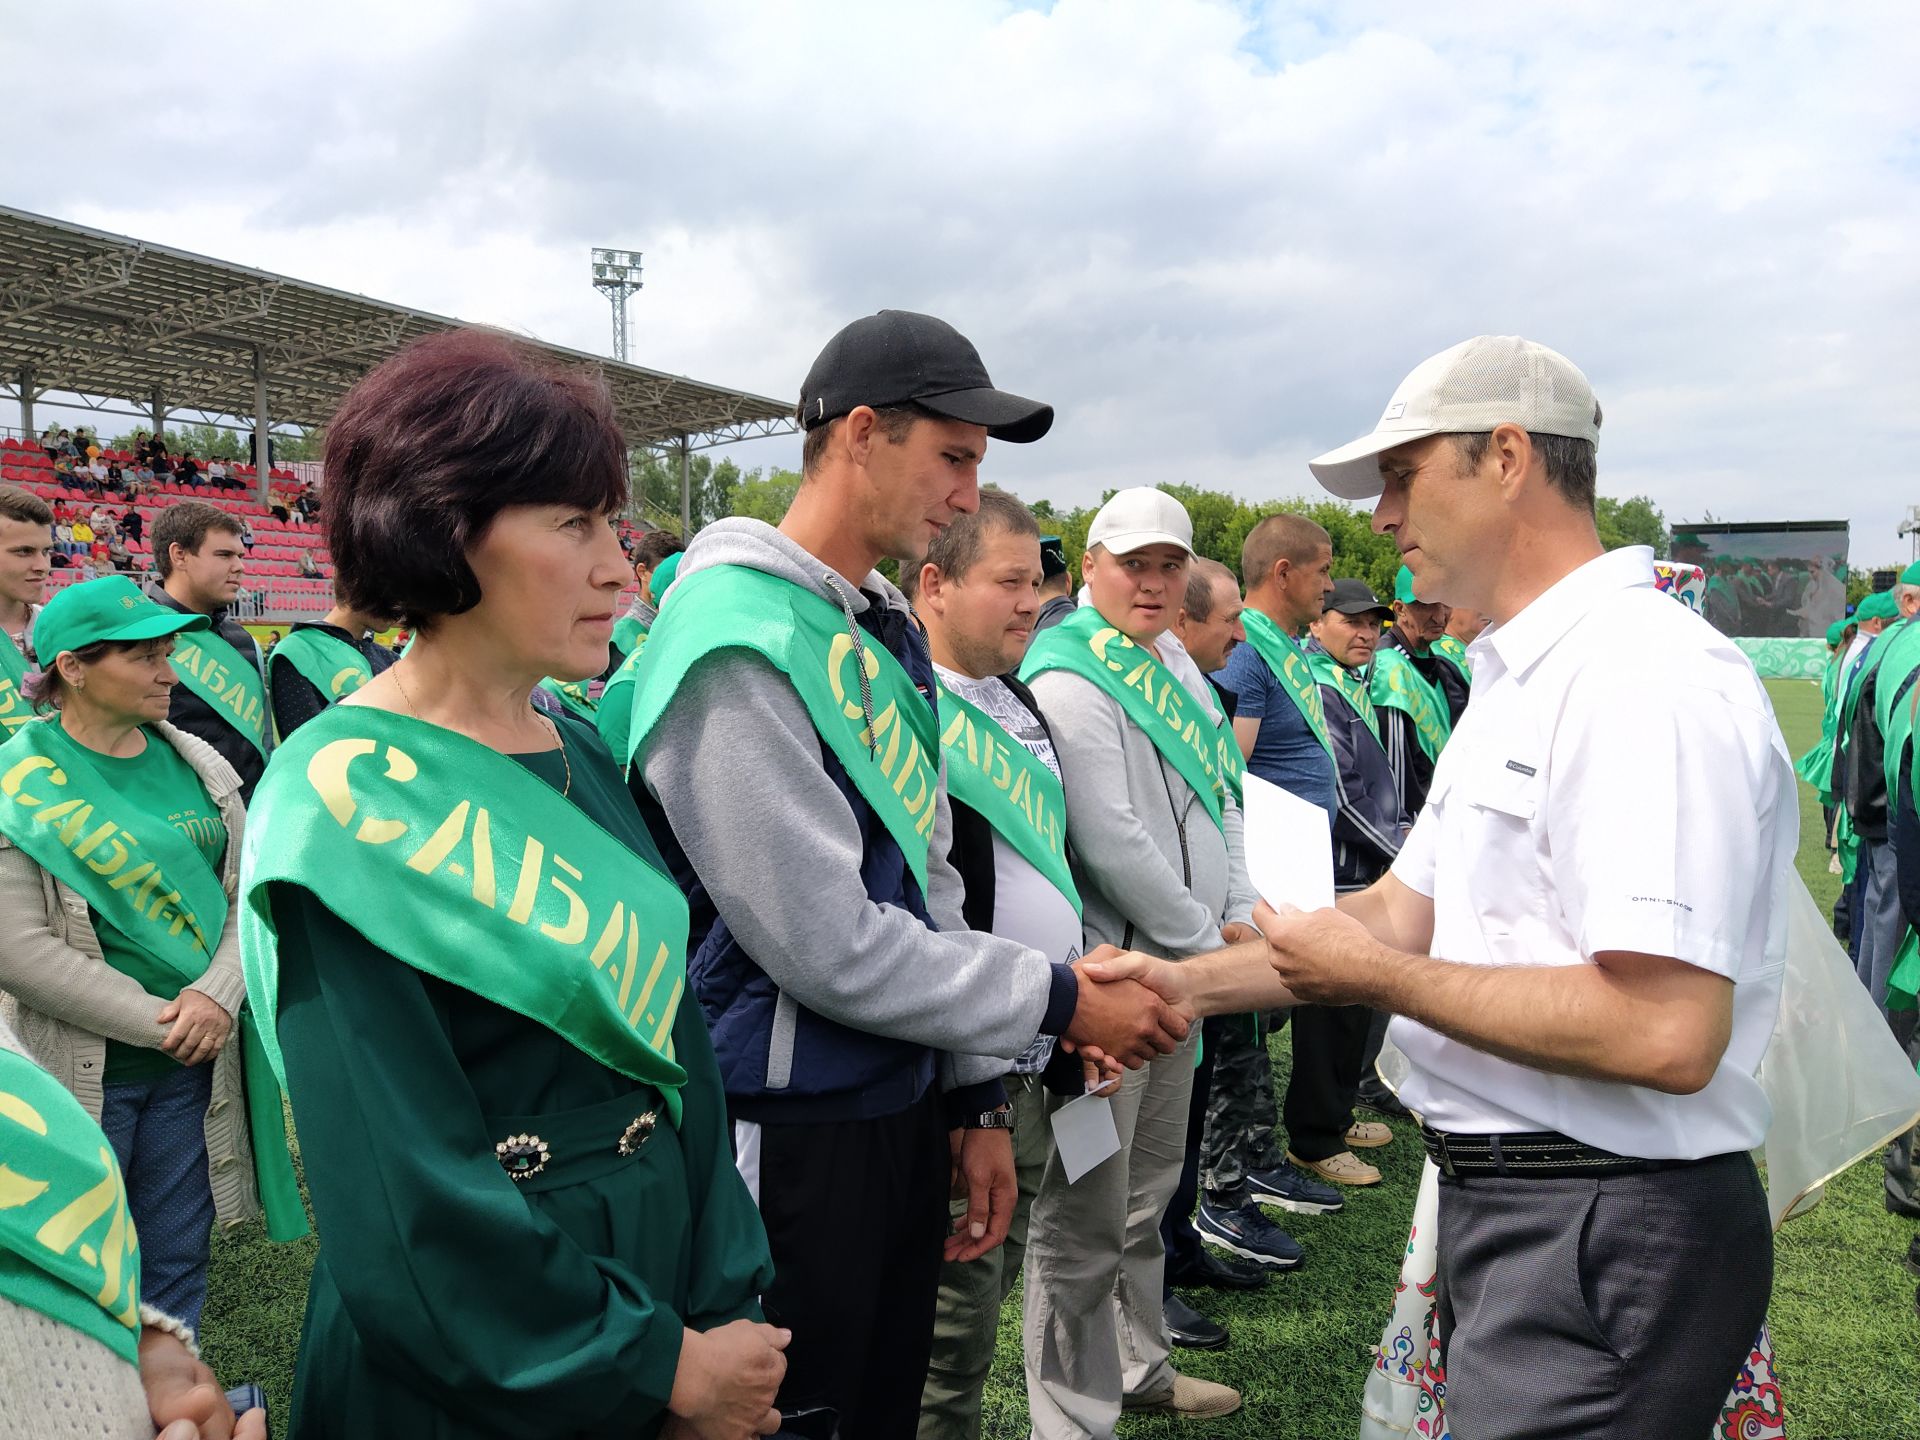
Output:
(1420, 1124), (1699, 1179)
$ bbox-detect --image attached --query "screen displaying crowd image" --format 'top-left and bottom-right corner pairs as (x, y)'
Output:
(1669, 522), (1850, 638)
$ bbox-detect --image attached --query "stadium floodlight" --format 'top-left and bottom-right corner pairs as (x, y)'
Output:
(590, 247), (645, 361)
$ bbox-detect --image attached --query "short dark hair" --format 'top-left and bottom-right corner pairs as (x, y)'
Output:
(633, 529), (685, 570)
(800, 403), (929, 476)
(1183, 557), (1238, 622)
(151, 501), (244, 578)
(0, 484), (52, 527)
(1452, 404), (1603, 514)
(906, 488), (1038, 601)
(324, 329), (627, 628)
(1241, 513), (1329, 590)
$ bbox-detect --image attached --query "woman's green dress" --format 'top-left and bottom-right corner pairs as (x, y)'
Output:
(268, 714), (771, 1438)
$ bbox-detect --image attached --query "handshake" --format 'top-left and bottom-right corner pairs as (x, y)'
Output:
(1058, 920), (1267, 1075)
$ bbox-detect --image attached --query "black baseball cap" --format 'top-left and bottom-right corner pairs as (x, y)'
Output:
(797, 310), (1054, 444)
(1039, 535), (1068, 579)
(1323, 578), (1391, 619)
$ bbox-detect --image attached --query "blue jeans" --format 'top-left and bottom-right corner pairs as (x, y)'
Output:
(100, 1062), (216, 1334)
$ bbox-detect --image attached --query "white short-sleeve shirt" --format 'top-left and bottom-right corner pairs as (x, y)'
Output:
(1389, 547), (1797, 1159)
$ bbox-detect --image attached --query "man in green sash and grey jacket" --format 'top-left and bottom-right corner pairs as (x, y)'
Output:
(623, 311), (1188, 1438)
(1020, 486), (1257, 1432)
(266, 583), (397, 739)
(150, 502), (270, 800)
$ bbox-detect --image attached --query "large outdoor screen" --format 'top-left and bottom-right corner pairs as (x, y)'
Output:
(1668, 520), (1851, 637)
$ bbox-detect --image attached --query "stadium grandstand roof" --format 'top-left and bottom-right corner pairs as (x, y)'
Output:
(0, 205), (797, 452)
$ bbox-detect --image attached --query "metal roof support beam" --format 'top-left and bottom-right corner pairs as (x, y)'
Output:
(0, 244), (142, 326)
(16, 367), (33, 435)
(253, 346), (271, 507)
(30, 280), (284, 377)
(151, 387), (166, 437)
(679, 435), (692, 536)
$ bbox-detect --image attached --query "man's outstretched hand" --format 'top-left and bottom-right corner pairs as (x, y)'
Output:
(1061, 945), (1191, 1069)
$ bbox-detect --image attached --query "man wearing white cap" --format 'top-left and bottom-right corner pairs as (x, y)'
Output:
(1082, 339), (1797, 1438)
(1016, 487), (1255, 1431)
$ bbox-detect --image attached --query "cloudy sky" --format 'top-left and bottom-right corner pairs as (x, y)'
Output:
(12, 0), (1918, 565)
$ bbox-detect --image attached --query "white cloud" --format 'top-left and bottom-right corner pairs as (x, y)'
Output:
(11, 0), (1919, 562)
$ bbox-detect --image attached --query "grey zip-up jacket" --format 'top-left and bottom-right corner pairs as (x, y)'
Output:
(1028, 628), (1258, 958)
(636, 519), (1076, 1111)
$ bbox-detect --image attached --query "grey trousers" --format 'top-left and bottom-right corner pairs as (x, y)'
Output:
(1022, 1030), (1197, 1440)
(1855, 836), (1903, 1015)
(1435, 1151), (1771, 1440)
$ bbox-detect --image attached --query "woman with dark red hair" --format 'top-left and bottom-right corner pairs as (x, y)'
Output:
(239, 330), (784, 1439)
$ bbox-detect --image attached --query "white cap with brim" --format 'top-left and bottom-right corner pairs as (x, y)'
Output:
(1308, 335), (1601, 501)
(1085, 486), (1195, 556)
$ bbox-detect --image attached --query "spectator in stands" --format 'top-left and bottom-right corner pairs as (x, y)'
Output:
(56, 430), (79, 459)
(206, 458), (226, 487)
(142, 434), (168, 467)
(120, 507), (144, 545)
(80, 431), (100, 464)
(298, 547), (320, 579)
(266, 586), (397, 738)
(104, 459), (124, 493)
(71, 517), (95, 550)
(238, 518), (255, 552)
(0, 576), (304, 1342)
(175, 454), (201, 486)
(38, 424), (61, 461)
(52, 453), (78, 485)
(53, 518), (75, 554)
(88, 555), (116, 582)
(0, 484), (54, 726)
(107, 531), (132, 573)
(149, 502), (267, 800)
(89, 504), (111, 532)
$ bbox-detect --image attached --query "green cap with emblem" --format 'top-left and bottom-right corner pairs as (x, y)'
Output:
(1394, 564), (1419, 604)
(32, 576), (209, 667)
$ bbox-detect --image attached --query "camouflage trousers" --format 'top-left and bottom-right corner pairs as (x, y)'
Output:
(1199, 1010), (1286, 1208)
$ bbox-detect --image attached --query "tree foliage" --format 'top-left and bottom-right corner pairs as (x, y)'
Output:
(1595, 495), (1669, 556)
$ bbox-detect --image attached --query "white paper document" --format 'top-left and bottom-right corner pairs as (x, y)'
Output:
(1049, 1092), (1121, 1183)
(1241, 771), (1337, 914)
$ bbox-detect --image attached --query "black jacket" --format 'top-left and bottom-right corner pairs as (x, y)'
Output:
(1381, 625), (1470, 728)
(1309, 644), (1410, 891)
(267, 622), (398, 739)
(154, 590), (267, 800)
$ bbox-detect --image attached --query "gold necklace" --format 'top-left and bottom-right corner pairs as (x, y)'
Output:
(393, 663), (571, 798)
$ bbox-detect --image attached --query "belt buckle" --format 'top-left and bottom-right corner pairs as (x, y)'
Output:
(1429, 1127), (1456, 1178)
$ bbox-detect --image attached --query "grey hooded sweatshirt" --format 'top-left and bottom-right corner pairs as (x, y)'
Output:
(636, 518), (1078, 1121)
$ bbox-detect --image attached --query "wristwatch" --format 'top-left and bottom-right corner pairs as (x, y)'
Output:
(968, 1106), (1015, 1130)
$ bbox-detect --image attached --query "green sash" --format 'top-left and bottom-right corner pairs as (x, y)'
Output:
(270, 628), (373, 713)
(612, 614), (649, 659)
(1237, 608), (1333, 756)
(627, 564), (940, 893)
(0, 722), (307, 1242)
(1369, 646), (1450, 760)
(1019, 605), (1235, 834)
(1872, 618), (1920, 806)
(539, 678), (599, 723)
(0, 1047), (142, 1363)
(937, 683), (1080, 916)
(1794, 653), (1842, 799)
(0, 629), (30, 738)
(1215, 707), (1246, 803)
(1430, 633), (1473, 688)
(240, 706), (693, 1123)
(171, 628), (270, 759)
(596, 637), (648, 772)
(1306, 647), (1379, 739)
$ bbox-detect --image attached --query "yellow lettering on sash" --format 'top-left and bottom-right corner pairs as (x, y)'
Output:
(469, 808), (496, 907)
(827, 632), (883, 721)
(649, 975), (683, 1048)
(72, 818), (117, 860)
(941, 709), (968, 751)
(328, 667), (358, 698)
(0, 1164), (49, 1210)
(588, 902), (627, 970)
(204, 662), (227, 693)
(92, 1171), (131, 1314)
(629, 939), (670, 1028)
(4, 754), (65, 807)
(616, 912), (642, 1010)
(106, 860), (155, 893)
(506, 835), (544, 925)
(0, 1090), (48, 1138)
(405, 801), (470, 875)
(84, 834), (133, 876)
(35, 1166), (118, 1252)
(540, 855), (588, 944)
(130, 866), (167, 913)
(53, 802), (94, 847)
(34, 798), (82, 829)
(310, 739), (416, 844)
(173, 645), (202, 680)
(1090, 627), (1128, 672)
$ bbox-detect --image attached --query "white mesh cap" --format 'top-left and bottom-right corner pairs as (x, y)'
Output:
(1308, 336), (1601, 500)
(1085, 486), (1194, 556)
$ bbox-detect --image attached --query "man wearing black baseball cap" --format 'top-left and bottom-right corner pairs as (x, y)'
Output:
(622, 311), (1186, 1436)
(1034, 536), (1076, 633)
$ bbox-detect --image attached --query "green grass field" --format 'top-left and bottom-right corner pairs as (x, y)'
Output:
(203, 678), (1920, 1437)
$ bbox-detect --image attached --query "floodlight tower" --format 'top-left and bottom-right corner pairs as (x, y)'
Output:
(590, 248), (644, 362)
